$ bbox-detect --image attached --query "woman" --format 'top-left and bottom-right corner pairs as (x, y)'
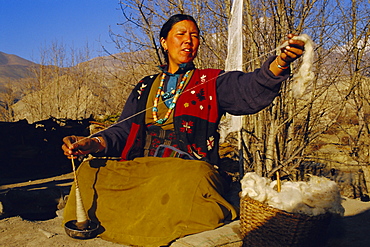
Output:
(62, 14), (304, 246)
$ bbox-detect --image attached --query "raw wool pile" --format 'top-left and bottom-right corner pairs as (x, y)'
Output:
(240, 172), (345, 216)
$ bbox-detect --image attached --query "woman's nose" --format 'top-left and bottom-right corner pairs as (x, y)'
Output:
(184, 33), (192, 43)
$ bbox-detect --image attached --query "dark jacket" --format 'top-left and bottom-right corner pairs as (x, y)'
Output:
(94, 56), (289, 165)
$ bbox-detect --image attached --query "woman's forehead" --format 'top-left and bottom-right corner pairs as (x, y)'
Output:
(170, 20), (199, 32)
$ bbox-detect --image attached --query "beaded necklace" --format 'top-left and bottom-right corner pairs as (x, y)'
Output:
(152, 70), (191, 124)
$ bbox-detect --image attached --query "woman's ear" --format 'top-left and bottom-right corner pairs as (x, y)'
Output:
(160, 37), (167, 51)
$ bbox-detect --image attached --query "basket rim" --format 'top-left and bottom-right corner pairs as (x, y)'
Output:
(240, 195), (332, 219)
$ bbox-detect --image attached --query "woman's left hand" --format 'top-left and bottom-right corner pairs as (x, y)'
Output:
(279, 34), (305, 64)
(270, 34), (306, 75)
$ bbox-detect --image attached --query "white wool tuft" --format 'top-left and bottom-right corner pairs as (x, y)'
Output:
(279, 34), (315, 98)
(240, 172), (344, 216)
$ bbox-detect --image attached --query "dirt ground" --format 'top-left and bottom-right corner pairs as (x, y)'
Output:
(0, 173), (125, 247)
(1, 173), (370, 247)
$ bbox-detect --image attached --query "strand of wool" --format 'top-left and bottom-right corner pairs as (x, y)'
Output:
(279, 34), (315, 98)
(240, 172), (344, 216)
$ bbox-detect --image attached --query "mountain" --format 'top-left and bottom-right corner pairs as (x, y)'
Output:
(0, 52), (36, 86)
(0, 52), (34, 66)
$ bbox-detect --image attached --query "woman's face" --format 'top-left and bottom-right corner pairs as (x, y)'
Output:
(160, 20), (200, 73)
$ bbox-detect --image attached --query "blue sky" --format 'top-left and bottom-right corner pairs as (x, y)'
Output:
(0, 0), (123, 62)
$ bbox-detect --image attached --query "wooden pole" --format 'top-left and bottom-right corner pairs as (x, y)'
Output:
(276, 170), (281, 192)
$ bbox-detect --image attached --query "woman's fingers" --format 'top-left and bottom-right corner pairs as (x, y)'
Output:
(280, 36), (305, 63)
(62, 135), (87, 157)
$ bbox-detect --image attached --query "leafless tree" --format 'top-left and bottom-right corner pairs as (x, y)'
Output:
(0, 82), (19, 121)
(12, 42), (113, 122)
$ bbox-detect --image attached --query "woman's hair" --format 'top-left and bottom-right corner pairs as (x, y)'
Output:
(159, 14), (199, 64)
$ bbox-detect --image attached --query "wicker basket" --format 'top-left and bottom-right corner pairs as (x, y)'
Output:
(240, 196), (332, 247)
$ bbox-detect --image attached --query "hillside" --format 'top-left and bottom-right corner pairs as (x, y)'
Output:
(3, 50), (156, 123)
(0, 52), (36, 86)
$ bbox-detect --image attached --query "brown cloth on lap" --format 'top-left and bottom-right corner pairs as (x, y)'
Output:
(63, 157), (237, 246)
